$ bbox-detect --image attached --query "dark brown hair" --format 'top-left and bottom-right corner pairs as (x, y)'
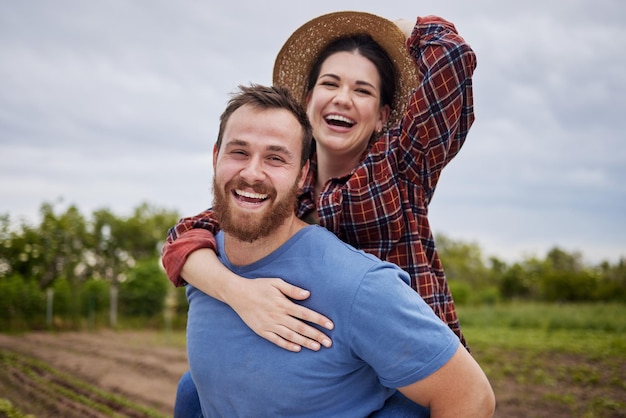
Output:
(306, 35), (397, 110)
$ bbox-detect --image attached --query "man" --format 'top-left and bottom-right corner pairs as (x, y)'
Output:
(185, 84), (495, 417)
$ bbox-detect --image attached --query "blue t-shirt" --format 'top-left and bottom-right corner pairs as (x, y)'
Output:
(186, 225), (459, 417)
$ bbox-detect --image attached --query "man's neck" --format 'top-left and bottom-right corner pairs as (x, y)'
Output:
(223, 217), (308, 266)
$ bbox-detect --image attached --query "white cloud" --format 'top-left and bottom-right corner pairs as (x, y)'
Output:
(1, 0), (624, 264)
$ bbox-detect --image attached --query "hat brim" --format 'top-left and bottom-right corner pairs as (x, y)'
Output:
(273, 11), (418, 129)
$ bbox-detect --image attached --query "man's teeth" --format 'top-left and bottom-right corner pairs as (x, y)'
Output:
(236, 190), (268, 200)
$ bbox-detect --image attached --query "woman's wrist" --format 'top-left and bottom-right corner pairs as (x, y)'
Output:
(394, 18), (415, 40)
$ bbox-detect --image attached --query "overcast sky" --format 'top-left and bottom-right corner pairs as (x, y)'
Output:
(1, 0), (624, 264)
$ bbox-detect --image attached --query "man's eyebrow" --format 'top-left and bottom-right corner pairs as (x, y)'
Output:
(267, 144), (294, 157)
(225, 140), (295, 159)
(224, 139), (249, 147)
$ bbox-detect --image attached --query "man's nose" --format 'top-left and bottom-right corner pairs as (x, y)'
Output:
(240, 156), (266, 182)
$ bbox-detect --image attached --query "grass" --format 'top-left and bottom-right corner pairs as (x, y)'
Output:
(0, 399), (35, 418)
(458, 302), (626, 333)
(457, 302), (626, 417)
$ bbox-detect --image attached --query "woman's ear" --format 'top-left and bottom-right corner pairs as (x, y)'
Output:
(377, 104), (391, 132)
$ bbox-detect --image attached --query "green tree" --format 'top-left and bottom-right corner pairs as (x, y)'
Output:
(121, 203), (179, 261)
(499, 262), (529, 300)
(436, 234), (489, 286)
(437, 234), (498, 304)
(539, 270), (597, 302)
(545, 247), (585, 273)
(594, 258), (626, 302)
(537, 247), (596, 302)
(0, 216), (45, 284)
(0, 201), (181, 330)
(89, 203), (178, 325)
(119, 258), (169, 318)
(37, 203), (90, 289)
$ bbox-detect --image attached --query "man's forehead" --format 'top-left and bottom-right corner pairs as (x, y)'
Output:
(222, 107), (302, 155)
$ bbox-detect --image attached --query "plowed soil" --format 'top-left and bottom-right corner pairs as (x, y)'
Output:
(0, 331), (187, 417)
(0, 330), (623, 417)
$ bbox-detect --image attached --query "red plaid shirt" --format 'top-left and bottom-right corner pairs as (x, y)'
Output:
(163, 16), (476, 348)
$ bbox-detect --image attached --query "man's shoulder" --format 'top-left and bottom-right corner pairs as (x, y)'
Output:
(298, 226), (386, 266)
(300, 225), (356, 248)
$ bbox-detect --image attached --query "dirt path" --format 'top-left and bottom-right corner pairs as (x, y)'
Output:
(0, 330), (188, 417)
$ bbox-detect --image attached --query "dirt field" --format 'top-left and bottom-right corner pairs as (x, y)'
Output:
(0, 330), (187, 417)
(0, 330), (624, 417)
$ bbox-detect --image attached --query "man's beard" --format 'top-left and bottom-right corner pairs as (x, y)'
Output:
(212, 176), (300, 243)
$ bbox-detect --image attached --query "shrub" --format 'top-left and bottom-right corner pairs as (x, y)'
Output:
(448, 281), (471, 305)
(0, 275), (45, 331)
(119, 259), (169, 317)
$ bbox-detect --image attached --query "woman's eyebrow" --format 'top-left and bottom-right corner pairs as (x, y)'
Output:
(319, 73), (376, 90)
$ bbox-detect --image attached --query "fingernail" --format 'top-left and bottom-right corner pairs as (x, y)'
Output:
(322, 339), (331, 348)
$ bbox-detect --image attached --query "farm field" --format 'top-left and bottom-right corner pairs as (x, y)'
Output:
(0, 303), (625, 418)
(0, 330), (185, 417)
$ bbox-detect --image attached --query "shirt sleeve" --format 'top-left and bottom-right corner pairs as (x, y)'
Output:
(348, 263), (460, 388)
(399, 15), (477, 205)
(161, 210), (220, 286)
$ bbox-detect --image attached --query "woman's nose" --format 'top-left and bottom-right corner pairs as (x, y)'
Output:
(332, 87), (351, 106)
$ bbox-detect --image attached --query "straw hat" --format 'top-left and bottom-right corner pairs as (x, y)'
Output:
(273, 11), (418, 129)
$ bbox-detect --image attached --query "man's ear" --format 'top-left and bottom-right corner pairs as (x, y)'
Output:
(298, 160), (310, 189)
(212, 144), (219, 168)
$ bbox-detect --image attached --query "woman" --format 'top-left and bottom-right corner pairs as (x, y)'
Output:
(165, 11), (476, 417)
